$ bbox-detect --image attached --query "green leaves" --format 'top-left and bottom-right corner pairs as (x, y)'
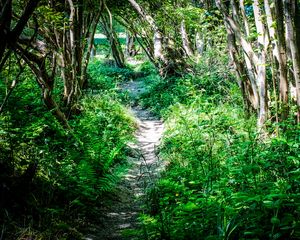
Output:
(140, 52), (300, 239)
(66, 94), (136, 199)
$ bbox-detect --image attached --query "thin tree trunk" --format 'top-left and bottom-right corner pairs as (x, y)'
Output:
(180, 20), (194, 57)
(285, 0), (300, 122)
(0, 79), (17, 113)
(0, 0), (12, 66)
(17, 46), (71, 129)
(239, 0), (250, 36)
(244, 54), (259, 110)
(216, 0), (259, 72)
(253, 0), (269, 128)
(128, 0), (166, 64)
(295, 1), (300, 53)
(216, 0), (259, 110)
(195, 32), (205, 55)
(275, 1), (289, 116)
(265, 0), (289, 119)
(100, 13), (125, 68)
(237, 0), (258, 106)
(66, 0), (81, 107)
(81, 11), (101, 88)
(0, 0), (40, 70)
(100, 2), (125, 68)
(119, 16), (157, 65)
(153, 30), (164, 62)
(125, 31), (137, 57)
(226, 24), (251, 112)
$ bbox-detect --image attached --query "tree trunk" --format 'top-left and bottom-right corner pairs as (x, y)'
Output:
(195, 32), (205, 55)
(295, 1), (300, 55)
(81, 11), (101, 88)
(128, 0), (166, 65)
(59, 0), (102, 109)
(126, 31), (138, 57)
(239, 0), (260, 110)
(118, 17), (157, 65)
(244, 54), (259, 110)
(17, 45), (71, 129)
(153, 30), (165, 62)
(226, 24), (251, 112)
(253, 0), (269, 128)
(0, 0), (40, 70)
(66, 0), (81, 108)
(239, 0), (250, 36)
(216, 0), (259, 72)
(265, 0), (289, 120)
(180, 20), (194, 57)
(285, 0), (300, 122)
(275, 0), (289, 119)
(216, 0), (259, 110)
(0, 0), (12, 66)
(100, 13), (125, 68)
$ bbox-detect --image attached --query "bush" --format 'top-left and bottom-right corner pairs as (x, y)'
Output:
(87, 59), (137, 90)
(140, 53), (300, 240)
(0, 59), (137, 239)
(140, 52), (238, 117)
(142, 95), (300, 239)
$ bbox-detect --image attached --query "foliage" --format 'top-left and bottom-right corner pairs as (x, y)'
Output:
(88, 59), (146, 90)
(140, 51), (237, 116)
(140, 55), (300, 240)
(1, 0), (300, 238)
(0, 59), (136, 239)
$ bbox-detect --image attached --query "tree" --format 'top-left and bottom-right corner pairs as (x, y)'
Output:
(217, 0), (300, 127)
(99, 2), (125, 68)
(284, 0), (300, 122)
(15, 0), (103, 121)
(0, 0), (41, 70)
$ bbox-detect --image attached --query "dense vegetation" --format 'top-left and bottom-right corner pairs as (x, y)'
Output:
(1, 0), (300, 239)
(140, 53), (300, 240)
(0, 60), (137, 238)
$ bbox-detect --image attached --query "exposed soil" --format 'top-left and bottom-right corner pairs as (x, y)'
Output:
(84, 80), (164, 240)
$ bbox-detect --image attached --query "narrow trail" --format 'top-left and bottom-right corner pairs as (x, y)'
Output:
(85, 80), (164, 240)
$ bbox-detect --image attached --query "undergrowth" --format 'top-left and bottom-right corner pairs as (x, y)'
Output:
(140, 52), (238, 117)
(139, 53), (300, 240)
(0, 60), (136, 239)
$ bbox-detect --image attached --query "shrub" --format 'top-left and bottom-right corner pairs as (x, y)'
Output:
(140, 53), (300, 240)
(142, 96), (300, 239)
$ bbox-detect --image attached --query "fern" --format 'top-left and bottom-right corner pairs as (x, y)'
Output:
(98, 173), (119, 193)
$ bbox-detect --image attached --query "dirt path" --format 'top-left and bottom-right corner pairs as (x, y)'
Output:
(85, 80), (164, 240)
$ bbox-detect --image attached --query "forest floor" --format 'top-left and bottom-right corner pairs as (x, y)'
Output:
(84, 79), (164, 240)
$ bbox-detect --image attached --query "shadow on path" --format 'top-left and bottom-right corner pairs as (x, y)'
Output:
(85, 80), (164, 240)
